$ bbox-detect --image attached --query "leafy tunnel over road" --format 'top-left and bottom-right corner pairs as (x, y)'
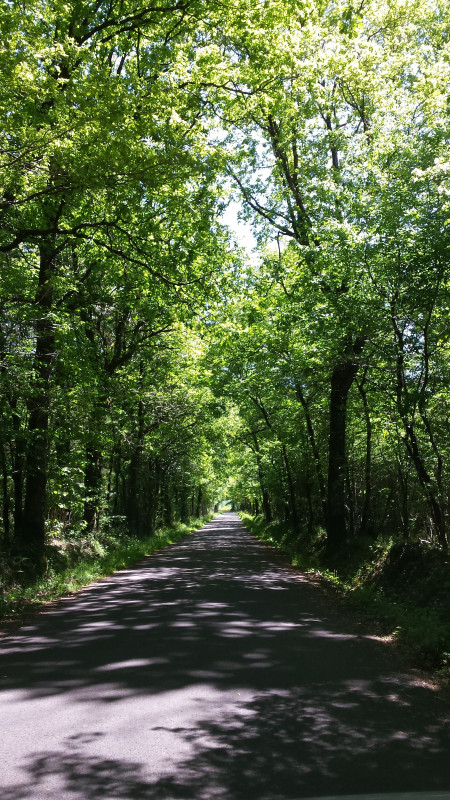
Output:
(0, 513), (448, 800)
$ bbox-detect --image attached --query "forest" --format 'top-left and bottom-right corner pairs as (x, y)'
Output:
(0, 0), (449, 664)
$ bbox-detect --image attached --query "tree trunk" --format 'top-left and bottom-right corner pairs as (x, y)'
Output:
(356, 374), (373, 537)
(326, 338), (364, 549)
(127, 390), (145, 533)
(84, 447), (102, 530)
(112, 448), (122, 515)
(195, 485), (203, 519)
(281, 444), (299, 532)
(295, 384), (327, 524)
(147, 457), (161, 532)
(404, 422), (446, 548)
(83, 390), (108, 530)
(252, 434), (272, 522)
(180, 489), (190, 523)
(391, 304), (447, 548)
(163, 480), (173, 526)
(1, 445), (10, 542)
(11, 408), (24, 541)
(305, 483), (314, 537)
(397, 457), (409, 539)
(23, 237), (57, 568)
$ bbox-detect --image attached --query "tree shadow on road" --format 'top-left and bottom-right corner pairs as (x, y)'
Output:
(1, 681), (448, 800)
(1, 515), (448, 799)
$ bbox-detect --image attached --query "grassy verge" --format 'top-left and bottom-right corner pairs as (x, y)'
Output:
(0, 514), (214, 627)
(240, 513), (450, 678)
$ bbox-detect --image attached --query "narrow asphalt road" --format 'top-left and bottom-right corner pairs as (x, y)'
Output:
(0, 512), (449, 800)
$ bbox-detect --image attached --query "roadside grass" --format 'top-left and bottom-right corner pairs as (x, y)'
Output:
(240, 513), (450, 677)
(0, 514), (214, 626)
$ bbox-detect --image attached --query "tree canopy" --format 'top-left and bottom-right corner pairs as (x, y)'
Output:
(0, 0), (449, 576)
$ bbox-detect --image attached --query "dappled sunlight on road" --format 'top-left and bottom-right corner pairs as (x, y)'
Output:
(0, 514), (448, 800)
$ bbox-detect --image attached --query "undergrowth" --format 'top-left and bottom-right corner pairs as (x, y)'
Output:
(240, 513), (450, 676)
(0, 514), (213, 626)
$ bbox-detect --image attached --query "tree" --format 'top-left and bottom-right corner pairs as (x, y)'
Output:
(0, 0), (233, 568)
(193, 0), (450, 547)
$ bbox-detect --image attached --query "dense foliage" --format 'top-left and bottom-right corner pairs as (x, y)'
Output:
(0, 0), (449, 592)
(0, 0), (237, 573)
(203, 0), (450, 554)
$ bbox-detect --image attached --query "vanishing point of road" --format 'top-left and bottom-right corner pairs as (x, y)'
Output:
(0, 512), (449, 800)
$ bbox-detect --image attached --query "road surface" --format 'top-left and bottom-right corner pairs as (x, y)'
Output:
(0, 512), (449, 799)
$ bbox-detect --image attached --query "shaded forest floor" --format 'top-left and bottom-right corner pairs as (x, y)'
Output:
(241, 514), (450, 683)
(0, 515), (213, 632)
